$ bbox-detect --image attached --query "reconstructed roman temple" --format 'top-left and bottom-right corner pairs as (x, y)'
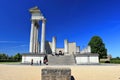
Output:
(22, 7), (99, 65)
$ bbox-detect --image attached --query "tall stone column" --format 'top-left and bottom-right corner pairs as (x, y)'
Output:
(52, 37), (56, 54)
(41, 18), (46, 53)
(64, 39), (69, 54)
(32, 21), (39, 53)
(37, 41), (40, 53)
(29, 20), (35, 53)
(76, 46), (80, 53)
(35, 22), (39, 53)
(87, 46), (91, 53)
(29, 6), (46, 54)
(33, 23), (36, 53)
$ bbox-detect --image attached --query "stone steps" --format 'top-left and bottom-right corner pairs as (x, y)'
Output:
(48, 54), (76, 65)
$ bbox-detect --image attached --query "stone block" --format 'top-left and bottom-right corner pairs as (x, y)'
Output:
(41, 67), (71, 80)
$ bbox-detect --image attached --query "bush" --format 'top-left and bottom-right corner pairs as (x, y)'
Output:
(100, 61), (105, 63)
(0, 59), (19, 62)
(110, 59), (120, 64)
(0, 53), (22, 62)
(100, 59), (120, 64)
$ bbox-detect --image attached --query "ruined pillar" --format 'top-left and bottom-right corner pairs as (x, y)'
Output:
(76, 46), (80, 53)
(29, 6), (44, 53)
(64, 39), (69, 54)
(41, 18), (46, 53)
(52, 37), (56, 54)
(29, 20), (35, 53)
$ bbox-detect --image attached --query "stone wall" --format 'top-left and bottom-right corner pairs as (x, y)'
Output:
(75, 54), (99, 64)
(42, 67), (71, 80)
(45, 41), (77, 55)
(68, 42), (76, 54)
(22, 54), (45, 64)
(56, 48), (64, 54)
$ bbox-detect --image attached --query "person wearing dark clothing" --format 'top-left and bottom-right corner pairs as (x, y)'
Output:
(31, 59), (33, 65)
(39, 60), (41, 65)
(44, 55), (48, 65)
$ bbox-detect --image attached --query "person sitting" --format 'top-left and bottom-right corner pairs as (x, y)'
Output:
(59, 51), (62, 55)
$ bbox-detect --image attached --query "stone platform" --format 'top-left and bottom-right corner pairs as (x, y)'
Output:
(22, 53), (46, 64)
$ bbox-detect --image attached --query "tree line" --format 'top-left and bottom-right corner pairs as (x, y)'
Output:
(0, 36), (117, 62)
(0, 53), (22, 62)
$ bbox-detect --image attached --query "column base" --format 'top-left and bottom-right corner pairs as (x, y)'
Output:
(64, 52), (69, 54)
(52, 52), (56, 55)
(64, 52), (70, 55)
(40, 52), (46, 54)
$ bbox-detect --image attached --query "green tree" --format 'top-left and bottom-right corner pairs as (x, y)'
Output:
(13, 53), (22, 61)
(88, 36), (107, 58)
(0, 53), (8, 60)
(116, 57), (120, 59)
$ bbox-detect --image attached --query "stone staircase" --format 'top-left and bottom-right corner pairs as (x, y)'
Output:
(48, 54), (76, 65)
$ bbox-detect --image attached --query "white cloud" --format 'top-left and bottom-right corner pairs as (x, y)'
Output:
(0, 41), (22, 43)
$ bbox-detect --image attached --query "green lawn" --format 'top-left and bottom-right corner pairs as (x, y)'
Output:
(0, 62), (21, 64)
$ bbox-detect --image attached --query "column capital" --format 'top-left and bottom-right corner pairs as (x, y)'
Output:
(31, 19), (39, 22)
(42, 18), (46, 23)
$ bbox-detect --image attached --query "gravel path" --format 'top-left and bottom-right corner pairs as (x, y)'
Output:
(0, 64), (120, 80)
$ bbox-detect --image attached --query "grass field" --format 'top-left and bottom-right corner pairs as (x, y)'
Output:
(0, 62), (21, 64)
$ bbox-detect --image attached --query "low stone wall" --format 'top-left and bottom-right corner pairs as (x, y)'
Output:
(100, 58), (110, 62)
(42, 67), (71, 80)
(75, 53), (99, 64)
(22, 54), (45, 64)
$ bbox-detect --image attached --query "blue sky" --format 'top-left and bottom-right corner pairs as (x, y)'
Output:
(0, 0), (120, 57)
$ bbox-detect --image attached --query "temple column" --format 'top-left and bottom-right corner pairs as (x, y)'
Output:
(29, 6), (45, 54)
(32, 21), (39, 53)
(35, 22), (39, 53)
(29, 20), (35, 53)
(33, 23), (36, 53)
(87, 46), (91, 53)
(64, 39), (69, 54)
(76, 46), (80, 53)
(37, 41), (40, 53)
(41, 18), (46, 53)
(52, 37), (56, 54)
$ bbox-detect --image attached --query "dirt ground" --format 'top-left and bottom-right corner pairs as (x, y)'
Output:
(0, 64), (120, 80)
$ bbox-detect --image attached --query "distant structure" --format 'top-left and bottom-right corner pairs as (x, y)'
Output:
(22, 6), (99, 65)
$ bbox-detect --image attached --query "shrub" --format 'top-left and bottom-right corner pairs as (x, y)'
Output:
(110, 59), (120, 64)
